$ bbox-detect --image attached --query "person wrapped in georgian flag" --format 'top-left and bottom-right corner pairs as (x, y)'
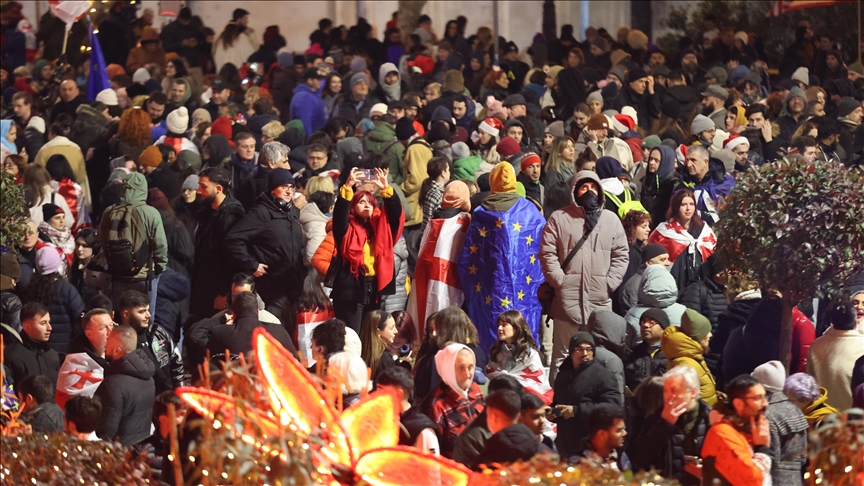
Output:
(486, 310), (553, 405)
(407, 181), (472, 338)
(56, 352), (105, 410)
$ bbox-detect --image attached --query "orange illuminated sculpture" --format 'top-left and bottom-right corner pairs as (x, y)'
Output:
(176, 329), (471, 486)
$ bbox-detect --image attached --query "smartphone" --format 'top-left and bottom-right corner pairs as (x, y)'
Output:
(357, 169), (376, 182)
(236, 113), (245, 123)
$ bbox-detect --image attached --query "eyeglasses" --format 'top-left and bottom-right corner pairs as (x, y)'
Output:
(572, 347), (594, 354)
(742, 394), (767, 402)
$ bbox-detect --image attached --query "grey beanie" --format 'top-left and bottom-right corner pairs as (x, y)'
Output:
(351, 72), (369, 88)
(450, 142), (470, 161)
(587, 91), (603, 104)
(837, 97), (860, 118)
(350, 57), (368, 73)
(182, 174), (199, 191)
(545, 120), (565, 138)
(608, 65), (627, 84)
(690, 114), (714, 135)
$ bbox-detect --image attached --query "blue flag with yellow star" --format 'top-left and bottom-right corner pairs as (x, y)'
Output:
(458, 197), (546, 354)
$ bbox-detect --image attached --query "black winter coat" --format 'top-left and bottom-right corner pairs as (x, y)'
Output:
(234, 165), (272, 212)
(623, 341), (667, 391)
(333, 94), (381, 127)
(37, 278), (86, 355)
(641, 173), (678, 230)
(146, 163), (182, 202)
(552, 358), (621, 458)
(158, 209), (194, 277)
(612, 86), (661, 131)
(207, 315), (298, 361)
(4, 333), (60, 386)
(722, 296), (783, 384)
(21, 402), (65, 433)
(154, 268), (190, 341)
(15, 248), (36, 291)
(95, 348), (156, 446)
(189, 196), (245, 320)
(330, 189), (403, 304)
(679, 273), (728, 376)
(0, 290), (22, 333)
(472, 424), (544, 471)
(224, 194), (306, 304)
(629, 399), (711, 485)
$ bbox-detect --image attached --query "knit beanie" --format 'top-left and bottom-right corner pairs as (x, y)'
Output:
(183, 174), (199, 191)
(752, 360), (786, 393)
(590, 38), (608, 52)
(95, 88), (119, 106)
(642, 135), (661, 149)
(547, 65), (564, 82)
(610, 50), (630, 67)
(42, 203), (64, 223)
(641, 243), (668, 264)
(587, 90), (603, 105)
(132, 67), (150, 84)
(36, 246), (63, 275)
(268, 168), (295, 192)
(350, 57), (368, 73)
(520, 152), (542, 172)
(596, 156), (623, 179)
(545, 121), (565, 138)
(211, 116), (234, 140)
(627, 67), (648, 84)
(837, 97), (860, 118)
(690, 114), (714, 135)
(395, 117), (416, 141)
(640, 307), (670, 329)
(450, 142), (470, 161)
(370, 103), (388, 116)
(489, 162), (517, 194)
(0, 253), (22, 280)
(849, 62), (864, 76)
(441, 180), (471, 212)
(192, 108), (212, 125)
(587, 113), (609, 131)
(350, 72), (369, 88)
(608, 65), (627, 84)
(146, 188), (170, 211)
(139, 146), (163, 168)
(680, 309), (711, 342)
(166, 107), (189, 134)
(569, 332), (595, 353)
(496, 137), (521, 158)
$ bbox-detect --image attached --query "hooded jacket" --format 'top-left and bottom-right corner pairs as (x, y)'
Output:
(776, 86), (806, 143)
(380, 237), (409, 313)
(289, 83), (328, 136)
(540, 171), (630, 326)
(401, 138), (433, 226)
(153, 267), (190, 341)
(365, 121), (405, 184)
(661, 326), (717, 406)
(641, 145), (678, 228)
(299, 200), (330, 263)
(98, 172), (169, 279)
(373, 62), (406, 103)
(587, 310), (631, 396)
(34, 135), (91, 208)
(69, 103), (115, 155)
(95, 348), (156, 445)
(472, 424), (545, 471)
(625, 264), (688, 331)
(425, 343), (485, 458)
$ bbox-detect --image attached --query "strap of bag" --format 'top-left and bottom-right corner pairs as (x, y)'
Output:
(560, 222), (597, 270)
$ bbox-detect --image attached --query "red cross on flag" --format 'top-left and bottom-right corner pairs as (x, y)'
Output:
(48, 0), (92, 30)
(56, 352), (104, 410)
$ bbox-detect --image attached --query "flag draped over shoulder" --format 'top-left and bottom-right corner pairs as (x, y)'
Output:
(55, 353), (104, 410)
(407, 212), (472, 338)
(458, 198), (546, 354)
(87, 16), (111, 101)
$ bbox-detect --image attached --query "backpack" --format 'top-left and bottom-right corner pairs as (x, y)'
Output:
(605, 189), (648, 219)
(101, 201), (152, 278)
(362, 136), (400, 158)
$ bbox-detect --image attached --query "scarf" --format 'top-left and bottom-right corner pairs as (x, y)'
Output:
(340, 191), (404, 292)
(38, 221), (75, 264)
(651, 219), (716, 263)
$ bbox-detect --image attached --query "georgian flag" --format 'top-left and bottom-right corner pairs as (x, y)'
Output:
(406, 212), (472, 338)
(47, 0), (91, 30)
(487, 350), (554, 405)
(296, 308), (335, 367)
(56, 352), (104, 410)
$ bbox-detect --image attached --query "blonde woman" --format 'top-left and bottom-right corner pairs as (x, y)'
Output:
(544, 136), (576, 188)
(261, 120), (285, 144)
(306, 175), (336, 197)
(360, 310), (398, 380)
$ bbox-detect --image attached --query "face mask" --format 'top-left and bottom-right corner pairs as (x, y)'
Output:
(576, 189), (599, 212)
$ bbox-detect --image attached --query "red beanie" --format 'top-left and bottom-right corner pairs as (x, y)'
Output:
(211, 116), (235, 145)
(520, 152), (542, 172)
(496, 136), (521, 158)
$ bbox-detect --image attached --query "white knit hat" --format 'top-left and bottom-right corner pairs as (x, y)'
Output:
(133, 67), (151, 84)
(752, 360), (786, 394)
(370, 103), (388, 116)
(166, 107), (189, 135)
(791, 67), (809, 86)
(95, 88), (119, 106)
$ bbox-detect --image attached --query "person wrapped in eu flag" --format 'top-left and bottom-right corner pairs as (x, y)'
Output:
(458, 163), (546, 353)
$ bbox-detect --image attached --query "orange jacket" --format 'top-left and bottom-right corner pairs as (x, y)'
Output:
(701, 422), (770, 486)
(311, 231), (337, 278)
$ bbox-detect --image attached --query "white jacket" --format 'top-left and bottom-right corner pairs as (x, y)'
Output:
(806, 325), (864, 410)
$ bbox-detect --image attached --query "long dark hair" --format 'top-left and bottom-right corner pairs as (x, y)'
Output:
(217, 22), (246, 49)
(296, 269), (333, 313)
(419, 157), (449, 207)
(489, 310), (537, 363)
(666, 188), (703, 227)
(22, 272), (61, 306)
(74, 228), (100, 260)
(45, 154), (76, 182)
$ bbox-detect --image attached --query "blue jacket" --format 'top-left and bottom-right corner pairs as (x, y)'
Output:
(289, 84), (327, 136)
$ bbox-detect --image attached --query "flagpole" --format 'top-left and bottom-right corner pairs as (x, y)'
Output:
(62, 29), (69, 55)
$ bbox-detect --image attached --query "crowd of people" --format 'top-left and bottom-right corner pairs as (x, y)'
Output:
(1, 2), (863, 484)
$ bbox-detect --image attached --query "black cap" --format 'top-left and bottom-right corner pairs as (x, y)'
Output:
(505, 41), (519, 53)
(178, 7), (192, 19)
(211, 78), (228, 92)
(568, 332), (595, 354)
(301, 67), (327, 80)
(387, 100), (405, 111)
(395, 117), (416, 141)
(640, 308), (670, 329)
(627, 67), (649, 83)
(502, 94), (526, 107)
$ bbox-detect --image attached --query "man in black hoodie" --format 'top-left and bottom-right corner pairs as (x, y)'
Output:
(206, 291), (297, 361)
(472, 389), (548, 470)
(376, 366), (441, 455)
(95, 325), (156, 446)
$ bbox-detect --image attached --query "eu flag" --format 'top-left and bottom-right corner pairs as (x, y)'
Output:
(458, 197), (546, 354)
(87, 16), (111, 101)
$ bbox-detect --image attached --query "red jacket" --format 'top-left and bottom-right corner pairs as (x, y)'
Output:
(791, 307), (815, 373)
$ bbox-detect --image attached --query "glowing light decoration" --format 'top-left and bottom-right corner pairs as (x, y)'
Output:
(177, 329), (472, 485)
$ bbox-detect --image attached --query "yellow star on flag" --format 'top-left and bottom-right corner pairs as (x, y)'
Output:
(468, 264), (478, 275)
(526, 235), (534, 245)
(512, 222), (522, 232)
(469, 244), (478, 254)
(517, 290), (525, 300)
(526, 275), (532, 284)
(495, 218), (504, 229)
(485, 295), (492, 305)
(475, 283), (482, 293)
(530, 254), (536, 264)
(479, 227), (488, 237)
(500, 297), (511, 307)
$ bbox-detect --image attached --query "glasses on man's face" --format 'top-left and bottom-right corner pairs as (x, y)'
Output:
(742, 394), (767, 403)
(572, 346), (594, 354)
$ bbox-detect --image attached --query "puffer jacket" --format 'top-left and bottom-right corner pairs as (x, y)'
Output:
(94, 348), (156, 446)
(381, 237), (409, 313)
(153, 267), (190, 342)
(539, 171), (630, 327)
(299, 201), (330, 264)
(624, 264), (688, 333)
(311, 231), (337, 279)
(40, 278), (86, 355)
(401, 138), (433, 226)
(587, 310), (630, 397)
(661, 326), (717, 406)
